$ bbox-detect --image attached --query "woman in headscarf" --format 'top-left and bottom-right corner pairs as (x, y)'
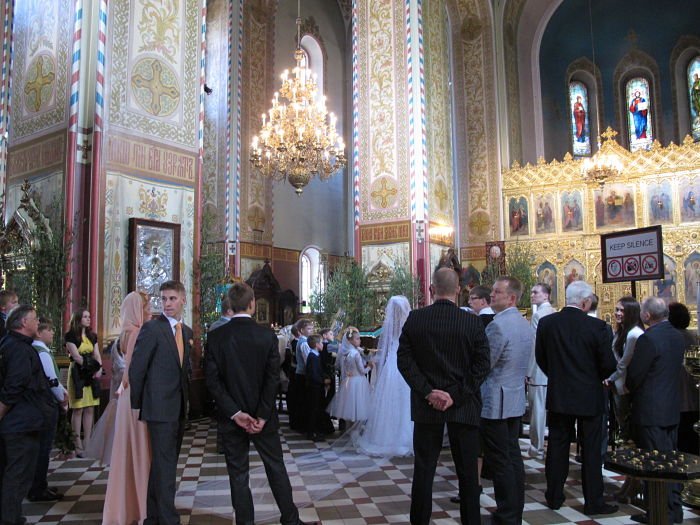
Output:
(102, 292), (152, 525)
(356, 296), (413, 456)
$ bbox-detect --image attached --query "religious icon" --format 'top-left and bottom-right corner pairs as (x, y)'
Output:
(594, 184), (635, 229)
(680, 180), (700, 222)
(536, 261), (558, 307)
(647, 181), (672, 224)
(569, 81), (591, 156)
(560, 190), (583, 232)
(653, 255), (677, 303)
(534, 193), (555, 234)
(684, 252), (700, 304)
(688, 57), (700, 142)
(508, 196), (529, 236)
(128, 218), (181, 314)
(626, 77), (653, 152)
(564, 259), (585, 288)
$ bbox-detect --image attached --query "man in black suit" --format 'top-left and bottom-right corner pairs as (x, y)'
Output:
(535, 280), (617, 516)
(130, 280), (192, 525)
(626, 296), (685, 524)
(0, 305), (53, 525)
(206, 282), (314, 525)
(398, 267), (491, 525)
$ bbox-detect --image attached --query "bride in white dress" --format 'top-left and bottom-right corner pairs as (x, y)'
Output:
(356, 295), (413, 457)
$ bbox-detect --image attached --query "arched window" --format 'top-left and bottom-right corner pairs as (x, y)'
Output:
(300, 34), (324, 100)
(299, 246), (324, 311)
(688, 55), (700, 141)
(569, 81), (591, 157)
(626, 77), (653, 151)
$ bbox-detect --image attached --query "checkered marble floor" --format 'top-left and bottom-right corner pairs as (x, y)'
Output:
(26, 416), (700, 524)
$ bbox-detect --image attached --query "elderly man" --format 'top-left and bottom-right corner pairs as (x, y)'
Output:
(535, 281), (617, 516)
(626, 297), (685, 524)
(527, 283), (556, 460)
(480, 276), (533, 524)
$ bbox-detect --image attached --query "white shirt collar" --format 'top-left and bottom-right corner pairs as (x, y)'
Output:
(33, 340), (52, 352)
(232, 313), (252, 318)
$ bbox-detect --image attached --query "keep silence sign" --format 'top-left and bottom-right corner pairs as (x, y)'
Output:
(600, 225), (663, 283)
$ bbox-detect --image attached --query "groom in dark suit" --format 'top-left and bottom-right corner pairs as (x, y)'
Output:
(398, 267), (491, 525)
(130, 280), (192, 525)
(205, 282), (314, 525)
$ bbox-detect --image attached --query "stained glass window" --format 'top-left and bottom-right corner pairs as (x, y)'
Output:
(569, 81), (591, 156)
(626, 77), (653, 152)
(688, 55), (700, 142)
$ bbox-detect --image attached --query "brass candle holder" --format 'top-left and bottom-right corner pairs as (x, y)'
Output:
(682, 346), (700, 508)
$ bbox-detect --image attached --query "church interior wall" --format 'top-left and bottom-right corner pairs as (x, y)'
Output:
(539, 0), (700, 161)
(270, 0), (349, 257)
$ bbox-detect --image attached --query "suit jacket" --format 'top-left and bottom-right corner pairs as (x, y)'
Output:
(535, 306), (615, 416)
(527, 301), (556, 385)
(0, 315), (6, 338)
(305, 350), (323, 386)
(397, 299), (491, 426)
(205, 316), (280, 432)
(481, 307), (533, 420)
(129, 314), (192, 422)
(625, 320), (684, 427)
(208, 316), (231, 332)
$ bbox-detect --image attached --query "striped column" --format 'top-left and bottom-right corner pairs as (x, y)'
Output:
(0, 0), (13, 209)
(351, 0), (360, 258)
(406, 0), (429, 299)
(234, 0), (243, 276)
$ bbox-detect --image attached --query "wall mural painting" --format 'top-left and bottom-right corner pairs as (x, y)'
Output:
(653, 254), (677, 304)
(647, 181), (672, 224)
(680, 180), (700, 222)
(560, 190), (583, 232)
(594, 184), (635, 229)
(536, 261), (558, 307)
(508, 196), (529, 236)
(564, 259), (585, 288)
(689, 55), (700, 142)
(685, 251), (700, 305)
(626, 77), (653, 152)
(569, 81), (591, 157)
(534, 193), (555, 234)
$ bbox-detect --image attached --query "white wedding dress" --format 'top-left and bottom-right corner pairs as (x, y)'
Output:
(355, 295), (414, 457)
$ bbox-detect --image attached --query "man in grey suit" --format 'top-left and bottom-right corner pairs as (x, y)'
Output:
(398, 268), (491, 525)
(208, 296), (234, 332)
(626, 297), (685, 524)
(480, 276), (533, 524)
(130, 280), (192, 525)
(527, 283), (555, 460)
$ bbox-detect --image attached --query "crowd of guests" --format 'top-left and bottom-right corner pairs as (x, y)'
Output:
(0, 266), (698, 525)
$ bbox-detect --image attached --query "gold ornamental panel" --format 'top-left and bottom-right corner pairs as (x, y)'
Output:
(498, 133), (700, 327)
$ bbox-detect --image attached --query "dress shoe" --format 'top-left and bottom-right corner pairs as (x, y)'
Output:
(583, 503), (618, 516)
(297, 521), (319, 525)
(450, 496), (461, 504)
(28, 490), (63, 502)
(630, 514), (648, 524)
(545, 499), (561, 510)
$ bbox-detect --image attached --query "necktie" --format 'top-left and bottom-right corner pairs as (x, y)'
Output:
(175, 322), (184, 366)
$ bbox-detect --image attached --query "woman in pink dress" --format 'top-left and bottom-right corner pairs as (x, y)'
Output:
(102, 292), (152, 525)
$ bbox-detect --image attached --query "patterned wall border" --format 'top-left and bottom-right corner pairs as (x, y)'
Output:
(240, 241), (272, 260)
(7, 130), (65, 180)
(359, 220), (412, 245)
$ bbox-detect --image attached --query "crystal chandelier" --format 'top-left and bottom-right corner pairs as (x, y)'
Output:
(581, 127), (623, 187)
(250, 1), (346, 196)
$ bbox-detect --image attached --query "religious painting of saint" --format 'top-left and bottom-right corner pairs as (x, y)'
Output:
(560, 190), (583, 232)
(688, 56), (700, 142)
(536, 261), (558, 307)
(626, 77), (653, 152)
(680, 180), (700, 222)
(460, 264), (482, 290)
(564, 259), (585, 288)
(647, 181), (673, 224)
(594, 184), (635, 229)
(128, 218), (181, 314)
(684, 252), (700, 304)
(569, 81), (591, 157)
(508, 196), (529, 236)
(653, 254), (677, 304)
(534, 193), (556, 234)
